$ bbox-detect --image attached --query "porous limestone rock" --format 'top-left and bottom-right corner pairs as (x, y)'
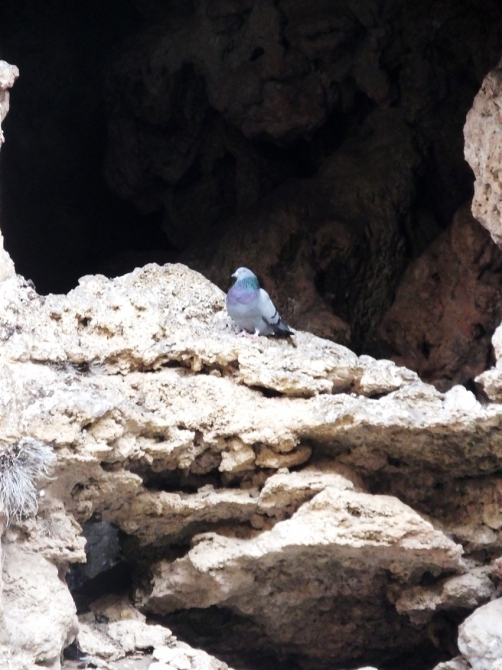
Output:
(1, 535), (79, 669)
(458, 598), (502, 670)
(476, 320), (502, 401)
(75, 598), (234, 670)
(138, 479), (463, 664)
(150, 641), (232, 670)
(0, 60), (18, 151)
(0, 262), (502, 667)
(465, 58), (502, 248)
(396, 567), (497, 625)
(0, 62), (18, 283)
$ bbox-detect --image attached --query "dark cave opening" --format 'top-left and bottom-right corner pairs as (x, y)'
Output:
(0, 0), (167, 294)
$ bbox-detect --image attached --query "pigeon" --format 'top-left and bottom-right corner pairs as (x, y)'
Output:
(226, 267), (293, 337)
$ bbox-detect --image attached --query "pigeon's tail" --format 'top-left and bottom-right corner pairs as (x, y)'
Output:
(274, 320), (294, 337)
(265, 314), (294, 338)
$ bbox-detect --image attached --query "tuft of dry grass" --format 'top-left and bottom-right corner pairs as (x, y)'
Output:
(0, 438), (55, 523)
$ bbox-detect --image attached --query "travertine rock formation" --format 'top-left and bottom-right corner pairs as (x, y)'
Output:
(465, 58), (502, 248)
(465, 57), (502, 408)
(0, 261), (502, 668)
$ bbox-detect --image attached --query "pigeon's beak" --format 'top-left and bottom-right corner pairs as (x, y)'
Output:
(231, 271), (237, 278)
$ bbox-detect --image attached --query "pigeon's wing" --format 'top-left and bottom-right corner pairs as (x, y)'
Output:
(259, 289), (293, 336)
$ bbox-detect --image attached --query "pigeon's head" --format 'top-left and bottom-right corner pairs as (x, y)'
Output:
(231, 267), (259, 289)
(231, 267), (257, 280)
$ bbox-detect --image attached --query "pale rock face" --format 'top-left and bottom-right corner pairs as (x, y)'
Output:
(139, 481), (462, 664)
(0, 262), (500, 666)
(1, 26), (502, 670)
(465, 60), (502, 248)
(458, 598), (502, 670)
(76, 599), (234, 669)
(1, 539), (78, 668)
(464, 63), (502, 402)
(0, 61), (18, 283)
(476, 322), (502, 400)
(0, 60), (18, 149)
(463, 56), (502, 400)
(396, 567), (497, 625)
(0, 60), (19, 282)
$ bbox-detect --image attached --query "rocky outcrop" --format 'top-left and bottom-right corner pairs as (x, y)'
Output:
(0, 262), (502, 668)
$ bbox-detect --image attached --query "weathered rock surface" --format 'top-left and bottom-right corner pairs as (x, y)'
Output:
(140, 480), (462, 665)
(70, 593), (234, 670)
(476, 319), (502, 403)
(0, 497), (84, 669)
(379, 203), (502, 391)
(0, 262), (501, 668)
(465, 58), (502, 248)
(396, 567), (497, 625)
(3, 8), (502, 670)
(458, 598), (502, 670)
(0, 60), (18, 151)
(0, 60), (17, 284)
(432, 659), (471, 670)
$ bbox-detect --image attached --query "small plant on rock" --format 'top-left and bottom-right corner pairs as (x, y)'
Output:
(0, 438), (56, 523)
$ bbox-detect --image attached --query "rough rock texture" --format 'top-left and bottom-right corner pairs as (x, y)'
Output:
(396, 567), (497, 625)
(379, 203), (502, 391)
(465, 58), (502, 247)
(462, 55), (502, 407)
(63, 593), (235, 670)
(477, 320), (502, 403)
(139, 483), (462, 666)
(0, 60), (17, 283)
(432, 659), (471, 670)
(1, 262), (502, 668)
(0, 59), (18, 150)
(0, 497), (84, 669)
(458, 598), (502, 670)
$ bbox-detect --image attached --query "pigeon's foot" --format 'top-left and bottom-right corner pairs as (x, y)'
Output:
(236, 330), (260, 339)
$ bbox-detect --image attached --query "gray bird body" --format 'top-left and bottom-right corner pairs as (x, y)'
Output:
(226, 267), (293, 337)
